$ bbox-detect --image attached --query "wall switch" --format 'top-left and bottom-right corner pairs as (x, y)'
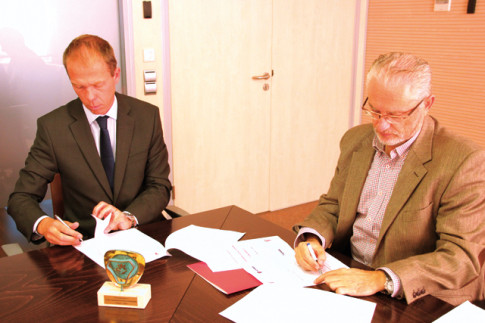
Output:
(143, 1), (152, 19)
(144, 48), (155, 62)
(434, 0), (451, 11)
(144, 70), (156, 82)
(144, 82), (157, 94)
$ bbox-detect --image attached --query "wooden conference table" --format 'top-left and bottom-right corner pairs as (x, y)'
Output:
(0, 205), (454, 322)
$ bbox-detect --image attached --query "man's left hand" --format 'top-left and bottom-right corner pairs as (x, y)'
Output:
(316, 268), (386, 297)
(92, 201), (134, 233)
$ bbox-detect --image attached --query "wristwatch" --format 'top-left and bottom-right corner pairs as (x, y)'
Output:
(383, 271), (394, 296)
(123, 211), (138, 228)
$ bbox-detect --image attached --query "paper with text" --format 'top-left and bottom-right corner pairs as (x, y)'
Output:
(165, 224), (246, 271)
(225, 236), (347, 286)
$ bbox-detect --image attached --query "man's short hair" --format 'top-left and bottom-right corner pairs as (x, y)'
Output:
(366, 52), (432, 100)
(63, 34), (117, 76)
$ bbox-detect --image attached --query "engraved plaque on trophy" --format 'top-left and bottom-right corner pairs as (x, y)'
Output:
(97, 250), (151, 309)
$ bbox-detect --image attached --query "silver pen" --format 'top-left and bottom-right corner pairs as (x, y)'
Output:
(307, 242), (323, 275)
(55, 215), (83, 242)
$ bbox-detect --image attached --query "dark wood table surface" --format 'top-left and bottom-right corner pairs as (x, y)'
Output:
(0, 205), (455, 322)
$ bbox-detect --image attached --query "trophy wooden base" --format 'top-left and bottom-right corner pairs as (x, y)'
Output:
(97, 282), (151, 309)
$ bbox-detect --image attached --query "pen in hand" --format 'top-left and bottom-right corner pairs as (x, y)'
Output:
(306, 242), (323, 274)
(55, 215), (83, 242)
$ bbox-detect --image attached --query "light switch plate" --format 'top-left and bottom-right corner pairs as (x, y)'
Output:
(144, 48), (155, 62)
(434, 0), (451, 11)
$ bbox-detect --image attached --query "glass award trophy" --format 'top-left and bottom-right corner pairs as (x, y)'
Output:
(97, 250), (151, 309)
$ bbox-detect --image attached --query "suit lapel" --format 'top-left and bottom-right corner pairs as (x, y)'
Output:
(68, 100), (113, 197)
(113, 94), (135, 202)
(336, 133), (375, 238)
(377, 116), (435, 245)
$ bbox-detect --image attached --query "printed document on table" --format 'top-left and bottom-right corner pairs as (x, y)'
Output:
(220, 284), (376, 323)
(165, 224), (246, 271)
(75, 214), (168, 268)
(225, 236), (348, 286)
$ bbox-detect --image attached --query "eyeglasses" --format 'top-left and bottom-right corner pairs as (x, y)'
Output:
(361, 97), (425, 124)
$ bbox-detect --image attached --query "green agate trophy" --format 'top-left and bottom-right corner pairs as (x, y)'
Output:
(97, 250), (151, 309)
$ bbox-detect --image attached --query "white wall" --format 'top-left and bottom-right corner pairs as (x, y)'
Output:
(0, 0), (122, 207)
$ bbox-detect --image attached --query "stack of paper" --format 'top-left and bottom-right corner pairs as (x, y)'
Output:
(74, 220), (348, 296)
(170, 228), (347, 294)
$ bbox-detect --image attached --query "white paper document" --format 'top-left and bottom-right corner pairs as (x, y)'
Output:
(75, 220), (347, 286)
(164, 227), (347, 286)
(164, 226), (347, 286)
(164, 224), (246, 271)
(225, 236), (347, 286)
(434, 301), (485, 322)
(75, 214), (168, 268)
(219, 284), (376, 323)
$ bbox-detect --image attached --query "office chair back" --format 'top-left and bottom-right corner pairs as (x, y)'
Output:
(51, 173), (64, 217)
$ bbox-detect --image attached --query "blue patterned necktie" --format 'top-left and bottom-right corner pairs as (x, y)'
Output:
(96, 116), (114, 191)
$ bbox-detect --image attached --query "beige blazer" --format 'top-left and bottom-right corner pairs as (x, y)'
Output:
(295, 116), (485, 305)
(8, 93), (171, 240)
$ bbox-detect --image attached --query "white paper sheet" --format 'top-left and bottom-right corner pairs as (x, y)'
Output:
(164, 226), (347, 286)
(75, 220), (347, 286)
(93, 213), (111, 238)
(164, 224), (246, 271)
(225, 236), (348, 286)
(433, 301), (485, 322)
(75, 214), (168, 268)
(220, 284), (376, 323)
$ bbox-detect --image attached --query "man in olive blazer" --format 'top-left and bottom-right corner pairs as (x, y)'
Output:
(294, 52), (485, 306)
(296, 115), (485, 305)
(8, 35), (171, 244)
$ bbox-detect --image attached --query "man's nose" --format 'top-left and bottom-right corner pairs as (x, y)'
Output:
(374, 117), (391, 132)
(85, 87), (96, 101)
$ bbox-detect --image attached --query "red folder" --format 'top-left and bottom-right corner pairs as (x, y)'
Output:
(187, 262), (262, 294)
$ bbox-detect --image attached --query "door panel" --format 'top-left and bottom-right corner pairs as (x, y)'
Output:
(270, 0), (357, 210)
(169, 0), (272, 213)
(169, 0), (359, 214)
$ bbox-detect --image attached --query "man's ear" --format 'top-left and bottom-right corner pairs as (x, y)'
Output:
(423, 95), (435, 113)
(113, 67), (121, 84)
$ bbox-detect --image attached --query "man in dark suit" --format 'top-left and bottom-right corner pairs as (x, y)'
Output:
(8, 34), (171, 246)
(294, 52), (485, 305)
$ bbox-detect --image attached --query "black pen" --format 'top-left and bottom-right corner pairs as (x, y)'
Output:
(55, 215), (83, 242)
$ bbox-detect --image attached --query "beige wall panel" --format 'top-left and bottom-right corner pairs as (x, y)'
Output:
(169, 0), (272, 213)
(365, 0), (485, 148)
(269, 0), (357, 210)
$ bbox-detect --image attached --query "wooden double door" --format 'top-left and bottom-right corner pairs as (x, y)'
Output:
(169, 0), (362, 213)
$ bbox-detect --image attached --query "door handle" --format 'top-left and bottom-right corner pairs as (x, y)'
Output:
(252, 72), (270, 80)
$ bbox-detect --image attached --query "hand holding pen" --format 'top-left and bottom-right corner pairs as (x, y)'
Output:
(294, 236), (326, 273)
(37, 215), (83, 246)
(307, 242), (324, 275)
(55, 215), (83, 244)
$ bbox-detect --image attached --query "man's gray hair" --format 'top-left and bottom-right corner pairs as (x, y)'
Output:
(366, 52), (432, 100)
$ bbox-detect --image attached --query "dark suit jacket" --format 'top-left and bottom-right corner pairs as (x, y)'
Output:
(294, 116), (485, 305)
(8, 93), (171, 240)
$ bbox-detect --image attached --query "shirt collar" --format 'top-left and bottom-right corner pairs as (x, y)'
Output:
(82, 96), (118, 124)
(373, 128), (421, 159)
